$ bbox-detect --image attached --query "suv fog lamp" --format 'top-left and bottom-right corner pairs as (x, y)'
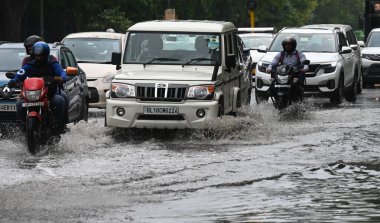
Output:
(116, 108), (125, 116)
(327, 80), (335, 90)
(196, 109), (206, 118)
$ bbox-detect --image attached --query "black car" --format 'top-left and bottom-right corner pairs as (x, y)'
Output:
(0, 42), (89, 125)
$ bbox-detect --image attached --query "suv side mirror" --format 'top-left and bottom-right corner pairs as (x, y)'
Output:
(257, 45), (268, 53)
(111, 52), (122, 70)
(66, 67), (78, 76)
(358, 41), (366, 48)
(226, 54), (236, 69)
(340, 46), (352, 54)
(350, 44), (358, 50)
(5, 72), (15, 79)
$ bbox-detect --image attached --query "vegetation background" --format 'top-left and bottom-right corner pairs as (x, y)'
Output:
(0, 0), (365, 42)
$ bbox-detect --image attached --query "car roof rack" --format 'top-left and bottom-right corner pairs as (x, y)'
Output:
(237, 27), (276, 34)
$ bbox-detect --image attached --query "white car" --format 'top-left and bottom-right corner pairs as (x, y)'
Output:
(238, 28), (275, 84)
(62, 32), (125, 108)
(256, 26), (360, 104)
(106, 20), (251, 129)
(361, 28), (380, 87)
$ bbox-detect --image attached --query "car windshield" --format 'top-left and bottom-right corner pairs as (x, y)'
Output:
(124, 32), (221, 65)
(63, 38), (120, 63)
(367, 32), (380, 47)
(270, 33), (337, 53)
(240, 35), (273, 49)
(0, 48), (26, 71)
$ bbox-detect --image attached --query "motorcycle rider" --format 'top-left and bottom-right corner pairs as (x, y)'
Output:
(267, 36), (309, 98)
(9, 42), (68, 132)
(22, 36), (70, 125)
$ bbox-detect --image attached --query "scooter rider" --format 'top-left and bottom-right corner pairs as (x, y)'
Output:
(267, 36), (309, 97)
(8, 42), (68, 131)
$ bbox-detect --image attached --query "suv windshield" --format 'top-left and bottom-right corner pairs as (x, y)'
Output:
(270, 33), (337, 53)
(124, 32), (221, 65)
(240, 36), (273, 49)
(0, 48), (26, 71)
(367, 32), (380, 47)
(63, 38), (120, 63)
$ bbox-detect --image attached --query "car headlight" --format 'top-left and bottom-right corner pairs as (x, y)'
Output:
(320, 62), (337, 73)
(362, 54), (371, 60)
(102, 74), (116, 83)
(187, 85), (215, 100)
(257, 61), (269, 73)
(276, 75), (290, 84)
(25, 90), (41, 102)
(111, 83), (135, 98)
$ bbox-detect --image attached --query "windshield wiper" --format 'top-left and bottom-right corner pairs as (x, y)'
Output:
(143, 57), (179, 67)
(182, 58), (217, 67)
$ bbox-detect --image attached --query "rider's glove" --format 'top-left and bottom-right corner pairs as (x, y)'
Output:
(266, 68), (272, 74)
(54, 76), (63, 84)
(8, 79), (17, 88)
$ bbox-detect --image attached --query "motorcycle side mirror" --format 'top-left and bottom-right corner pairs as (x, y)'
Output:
(66, 67), (78, 76)
(5, 72), (15, 79)
(302, 60), (310, 65)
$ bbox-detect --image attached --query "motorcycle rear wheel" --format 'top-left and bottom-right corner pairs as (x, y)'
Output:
(26, 117), (41, 155)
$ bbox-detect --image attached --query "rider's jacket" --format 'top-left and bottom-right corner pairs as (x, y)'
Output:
(269, 50), (309, 71)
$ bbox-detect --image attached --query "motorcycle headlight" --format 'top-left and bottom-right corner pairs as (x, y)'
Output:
(102, 74), (116, 83)
(277, 75), (290, 84)
(111, 83), (135, 98)
(25, 90), (41, 102)
(187, 85), (215, 100)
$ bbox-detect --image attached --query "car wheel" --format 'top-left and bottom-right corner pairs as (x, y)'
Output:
(346, 74), (357, 103)
(81, 99), (89, 122)
(217, 99), (224, 117)
(246, 88), (252, 105)
(357, 71), (363, 94)
(330, 74), (344, 105)
(255, 88), (268, 104)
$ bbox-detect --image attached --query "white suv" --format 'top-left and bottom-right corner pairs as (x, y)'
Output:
(106, 20), (251, 129)
(62, 32), (125, 108)
(256, 26), (361, 104)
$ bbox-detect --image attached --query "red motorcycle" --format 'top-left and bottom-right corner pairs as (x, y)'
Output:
(20, 76), (63, 154)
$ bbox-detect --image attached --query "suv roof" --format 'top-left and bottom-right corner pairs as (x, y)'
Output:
(370, 28), (380, 32)
(128, 20), (236, 33)
(280, 28), (334, 34)
(0, 42), (23, 48)
(63, 32), (124, 39)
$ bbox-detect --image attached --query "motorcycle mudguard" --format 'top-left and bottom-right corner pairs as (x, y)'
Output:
(27, 111), (42, 121)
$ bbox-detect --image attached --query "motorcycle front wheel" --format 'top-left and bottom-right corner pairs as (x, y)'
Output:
(26, 117), (41, 155)
(276, 95), (290, 110)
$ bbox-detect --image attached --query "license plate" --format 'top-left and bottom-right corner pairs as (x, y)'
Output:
(143, 106), (179, 115)
(274, 85), (291, 88)
(0, 103), (16, 112)
(22, 102), (44, 107)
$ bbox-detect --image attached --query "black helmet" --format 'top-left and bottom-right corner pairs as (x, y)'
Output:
(24, 35), (43, 54)
(282, 36), (297, 52)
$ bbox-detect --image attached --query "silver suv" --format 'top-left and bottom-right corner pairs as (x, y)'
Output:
(255, 25), (362, 104)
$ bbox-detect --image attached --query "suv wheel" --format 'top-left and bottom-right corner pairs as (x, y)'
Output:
(330, 74), (344, 105)
(255, 88), (269, 104)
(357, 71), (363, 94)
(346, 74), (358, 103)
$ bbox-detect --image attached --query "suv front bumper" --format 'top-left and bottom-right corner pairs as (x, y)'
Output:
(106, 99), (219, 129)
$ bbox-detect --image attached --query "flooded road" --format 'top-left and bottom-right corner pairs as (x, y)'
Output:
(1, 89), (380, 222)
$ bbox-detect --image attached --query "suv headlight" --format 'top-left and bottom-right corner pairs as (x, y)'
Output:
(111, 83), (135, 98)
(102, 74), (116, 83)
(257, 61), (269, 73)
(320, 62), (337, 73)
(362, 54), (371, 60)
(187, 85), (215, 100)
(25, 90), (41, 102)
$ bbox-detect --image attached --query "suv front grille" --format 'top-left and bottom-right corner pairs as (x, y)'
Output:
(136, 83), (188, 102)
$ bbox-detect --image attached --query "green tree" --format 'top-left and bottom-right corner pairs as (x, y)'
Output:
(88, 7), (133, 32)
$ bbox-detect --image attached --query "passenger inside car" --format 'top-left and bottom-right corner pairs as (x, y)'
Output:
(194, 36), (209, 58)
(137, 34), (163, 61)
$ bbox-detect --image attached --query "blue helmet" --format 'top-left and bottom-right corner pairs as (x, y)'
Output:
(32, 42), (50, 57)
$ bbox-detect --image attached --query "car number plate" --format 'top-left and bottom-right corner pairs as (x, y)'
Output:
(0, 103), (16, 112)
(274, 85), (291, 88)
(143, 107), (179, 115)
(22, 102), (44, 107)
